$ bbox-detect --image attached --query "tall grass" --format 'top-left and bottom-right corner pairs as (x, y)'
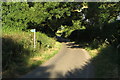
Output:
(2, 27), (61, 78)
(85, 40), (118, 78)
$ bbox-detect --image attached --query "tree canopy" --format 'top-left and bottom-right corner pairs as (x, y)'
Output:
(2, 2), (120, 45)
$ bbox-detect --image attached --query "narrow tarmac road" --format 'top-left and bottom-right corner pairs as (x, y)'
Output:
(21, 42), (94, 78)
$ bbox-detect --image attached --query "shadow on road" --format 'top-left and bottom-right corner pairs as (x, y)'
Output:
(3, 37), (118, 79)
(66, 42), (119, 78)
(64, 61), (94, 78)
(21, 65), (57, 78)
(66, 42), (84, 48)
(55, 36), (70, 43)
(20, 41), (95, 79)
(21, 60), (94, 79)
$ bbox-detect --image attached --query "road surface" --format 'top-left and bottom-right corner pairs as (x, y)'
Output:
(21, 42), (94, 78)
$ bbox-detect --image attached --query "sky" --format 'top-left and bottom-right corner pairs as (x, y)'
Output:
(117, 16), (120, 20)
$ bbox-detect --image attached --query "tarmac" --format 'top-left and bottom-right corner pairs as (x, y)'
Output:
(21, 42), (94, 78)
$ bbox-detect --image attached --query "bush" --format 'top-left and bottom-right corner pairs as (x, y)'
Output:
(2, 27), (56, 77)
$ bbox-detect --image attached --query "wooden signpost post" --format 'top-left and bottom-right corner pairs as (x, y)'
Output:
(30, 29), (36, 49)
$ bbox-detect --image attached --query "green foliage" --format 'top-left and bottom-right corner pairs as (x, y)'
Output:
(81, 2), (120, 46)
(2, 27), (58, 78)
(2, 2), (84, 35)
(36, 32), (55, 49)
(57, 20), (85, 38)
(2, 2), (120, 78)
(2, 2), (29, 30)
(101, 21), (120, 45)
(85, 43), (118, 77)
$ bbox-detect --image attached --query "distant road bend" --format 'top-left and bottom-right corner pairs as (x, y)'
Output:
(21, 40), (94, 78)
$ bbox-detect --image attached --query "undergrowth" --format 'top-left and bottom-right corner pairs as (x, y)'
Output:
(2, 27), (61, 78)
(85, 40), (118, 78)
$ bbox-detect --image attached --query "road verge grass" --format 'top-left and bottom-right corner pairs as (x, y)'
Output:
(85, 42), (118, 78)
(2, 28), (61, 78)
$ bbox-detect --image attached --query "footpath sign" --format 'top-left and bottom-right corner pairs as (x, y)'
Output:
(30, 29), (36, 32)
(30, 29), (36, 48)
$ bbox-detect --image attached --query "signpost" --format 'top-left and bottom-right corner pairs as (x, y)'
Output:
(30, 29), (36, 48)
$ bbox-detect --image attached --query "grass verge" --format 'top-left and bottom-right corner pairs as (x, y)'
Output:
(85, 43), (118, 78)
(2, 27), (61, 78)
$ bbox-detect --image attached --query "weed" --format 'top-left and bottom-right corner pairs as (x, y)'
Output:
(85, 42), (118, 78)
(2, 28), (61, 78)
